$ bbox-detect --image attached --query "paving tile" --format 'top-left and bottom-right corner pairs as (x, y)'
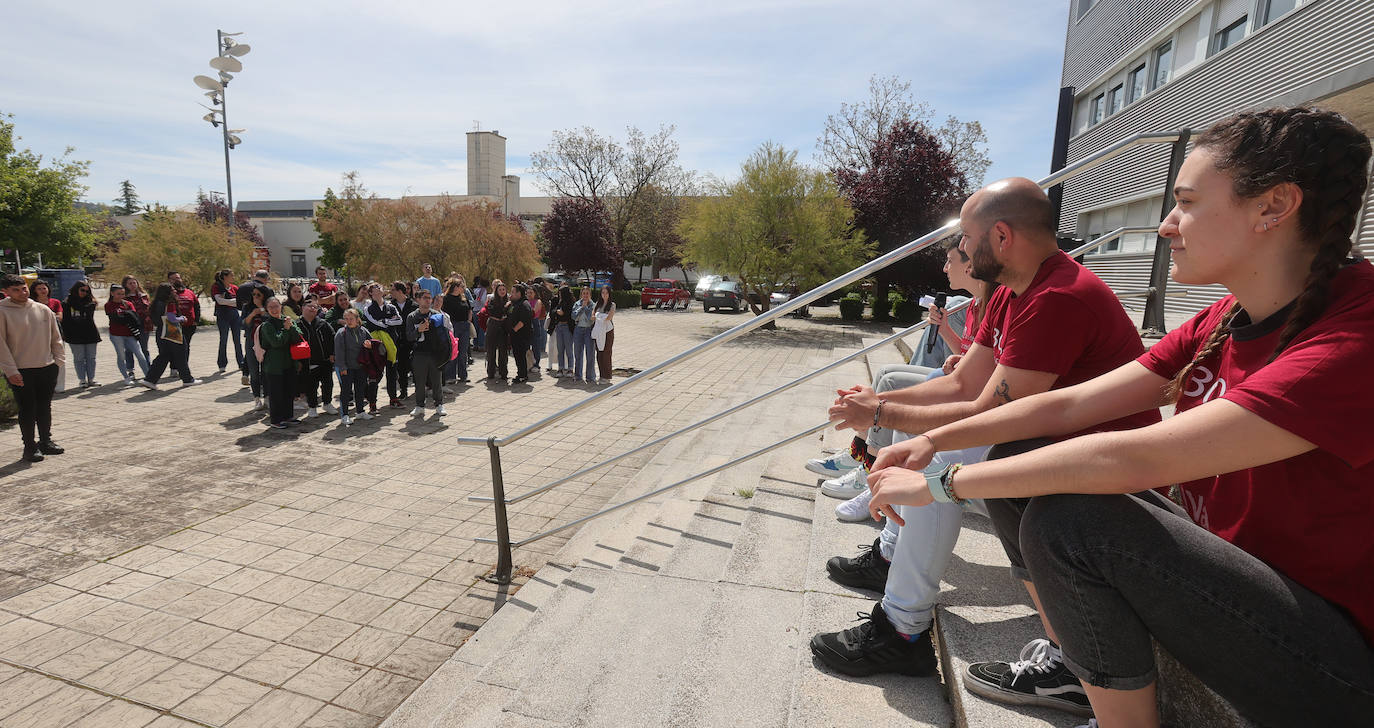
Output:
(173, 558), (242, 587)
(285, 556), (350, 582)
(225, 687), (326, 728)
(68, 601), (151, 635)
(369, 602), (439, 636)
(246, 574), (315, 603)
(125, 661), (222, 709)
(282, 655), (368, 702)
(235, 642), (318, 684)
(210, 567), (278, 595)
(146, 621), (234, 660)
(319, 563), (385, 591)
(6, 625), (95, 666)
(160, 587), (238, 620)
(328, 626), (407, 666)
(376, 636), (455, 680)
(283, 583), (353, 614)
(0, 670), (65, 718)
(66, 699), (162, 728)
(173, 674), (272, 726)
(105, 610), (192, 648)
(300, 704), (380, 728)
(54, 563), (132, 592)
(241, 606), (317, 642)
(87, 572), (163, 600)
(185, 631), (273, 672)
(332, 668), (420, 717)
(29, 592), (116, 623)
(124, 580), (199, 611)
(39, 635), (136, 680)
(358, 571), (423, 600)
(283, 616), (360, 653)
(2, 682), (109, 727)
(199, 595), (276, 630)
(324, 592), (393, 624)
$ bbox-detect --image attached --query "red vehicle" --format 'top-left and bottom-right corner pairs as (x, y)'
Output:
(639, 279), (692, 309)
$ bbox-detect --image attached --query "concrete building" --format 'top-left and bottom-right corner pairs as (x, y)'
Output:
(1055, 0), (1374, 318)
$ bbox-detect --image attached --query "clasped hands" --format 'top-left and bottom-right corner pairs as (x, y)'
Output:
(827, 384), (943, 525)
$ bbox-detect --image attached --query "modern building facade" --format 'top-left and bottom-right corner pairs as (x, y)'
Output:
(1056, 0), (1374, 318)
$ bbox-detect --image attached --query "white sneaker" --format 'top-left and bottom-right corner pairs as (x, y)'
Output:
(183, 379), (202, 386)
(442, 387), (454, 394)
(356, 411), (374, 420)
(340, 414), (353, 426)
(304, 407), (318, 419)
(411, 406), (425, 417)
(253, 397), (265, 411)
(835, 487), (874, 522)
(435, 404), (447, 416)
(123, 375), (134, 385)
(806, 450), (861, 477)
(138, 379), (157, 390)
(820, 467), (868, 499)
(323, 403), (338, 415)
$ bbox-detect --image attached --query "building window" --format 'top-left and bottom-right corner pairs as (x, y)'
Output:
(1127, 63), (1148, 103)
(1151, 41), (1173, 90)
(1261, 0), (1298, 25)
(1213, 16), (1248, 55)
(1090, 93), (1106, 125)
(1077, 0), (1095, 19)
(1107, 84), (1125, 116)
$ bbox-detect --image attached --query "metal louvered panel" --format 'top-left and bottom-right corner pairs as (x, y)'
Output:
(1062, 0), (1195, 90)
(1059, 0), (1374, 237)
(1084, 252), (1229, 318)
(1359, 175), (1374, 258)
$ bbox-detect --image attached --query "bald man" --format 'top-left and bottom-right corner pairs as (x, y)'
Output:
(811, 178), (1157, 717)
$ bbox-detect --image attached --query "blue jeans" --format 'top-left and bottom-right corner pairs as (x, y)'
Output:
(555, 324), (574, 371)
(124, 331), (150, 373)
(443, 330), (469, 382)
(69, 342), (98, 382)
(110, 335), (150, 379)
(216, 307), (243, 370)
(337, 368), (368, 415)
(572, 326), (594, 381)
(532, 322), (546, 367)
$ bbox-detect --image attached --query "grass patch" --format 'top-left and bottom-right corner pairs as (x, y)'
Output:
(735, 487), (755, 499)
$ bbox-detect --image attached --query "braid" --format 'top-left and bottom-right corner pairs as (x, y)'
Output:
(1167, 301), (1241, 402)
(1195, 107), (1372, 363)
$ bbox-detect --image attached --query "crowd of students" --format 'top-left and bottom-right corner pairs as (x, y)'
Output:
(805, 107), (1374, 727)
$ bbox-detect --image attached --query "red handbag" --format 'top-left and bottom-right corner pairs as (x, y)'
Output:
(289, 339), (312, 360)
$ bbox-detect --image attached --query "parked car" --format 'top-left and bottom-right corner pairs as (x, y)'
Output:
(694, 274), (723, 300)
(703, 281), (749, 313)
(640, 279), (692, 309)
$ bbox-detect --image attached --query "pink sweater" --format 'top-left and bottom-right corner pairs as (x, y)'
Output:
(0, 298), (65, 377)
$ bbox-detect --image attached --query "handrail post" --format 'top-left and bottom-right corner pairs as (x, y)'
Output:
(484, 437), (514, 585)
(1142, 128), (1191, 336)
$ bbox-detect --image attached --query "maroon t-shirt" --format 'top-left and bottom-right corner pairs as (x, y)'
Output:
(1138, 261), (1374, 645)
(104, 300), (137, 337)
(974, 250), (1158, 437)
(173, 286), (197, 324)
(308, 281), (338, 299)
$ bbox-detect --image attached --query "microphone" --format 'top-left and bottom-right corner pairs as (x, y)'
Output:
(926, 293), (947, 354)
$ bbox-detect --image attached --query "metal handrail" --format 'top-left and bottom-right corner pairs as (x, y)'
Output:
(475, 227), (1154, 546)
(458, 130), (1186, 450)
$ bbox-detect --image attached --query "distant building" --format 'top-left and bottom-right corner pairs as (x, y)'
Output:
(1055, 0), (1374, 317)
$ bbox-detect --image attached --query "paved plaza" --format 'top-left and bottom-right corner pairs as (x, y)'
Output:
(0, 305), (879, 728)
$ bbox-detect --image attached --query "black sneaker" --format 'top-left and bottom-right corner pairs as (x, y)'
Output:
(37, 441), (64, 455)
(810, 602), (937, 677)
(964, 638), (1093, 717)
(826, 538), (890, 592)
(23, 446), (44, 463)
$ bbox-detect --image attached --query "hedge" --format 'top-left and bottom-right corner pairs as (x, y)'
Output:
(892, 297), (921, 325)
(0, 380), (15, 421)
(839, 294), (865, 321)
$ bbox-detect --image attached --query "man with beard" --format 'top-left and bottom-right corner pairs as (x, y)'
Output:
(810, 178), (1156, 719)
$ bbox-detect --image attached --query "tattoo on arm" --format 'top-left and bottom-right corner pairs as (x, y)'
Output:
(994, 379), (1012, 404)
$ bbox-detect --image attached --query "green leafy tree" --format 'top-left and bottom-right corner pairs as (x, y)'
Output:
(0, 112), (95, 267)
(114, 180), (141, 215)
(312, 185), (349, 271)
(104, 207), (254, 294)
(680, 143), (872, 320)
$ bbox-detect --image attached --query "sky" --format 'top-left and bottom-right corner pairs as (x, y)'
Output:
(1, 1), (1070, 208)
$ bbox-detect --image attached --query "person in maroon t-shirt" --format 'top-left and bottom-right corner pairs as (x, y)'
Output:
(813, 178), (1158, 699)
(308, 266), (338, 300)
(167, 271), (200, 369)
(104, 284), (152, 383)
(866, 108), (1374, 725)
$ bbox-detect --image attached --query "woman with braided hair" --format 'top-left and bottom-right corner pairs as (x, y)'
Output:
(864, 106), (1374, 726)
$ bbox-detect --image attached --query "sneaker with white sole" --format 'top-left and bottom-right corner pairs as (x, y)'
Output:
(836, 488), (875, 522)
(137, 379), (156, 390)
(340, 414), (353, 426)
(821, 466), (868, 499)
(303, 407), (318, 419)
(356, 411), (374, 420)
(964, 638), (1093, 717)
(323, 403), (338, 414)
(253, 397), (265, 411)
(436, 404), (447, 416)
(806, 450), (861, 477)
(411, 407), (425, 417)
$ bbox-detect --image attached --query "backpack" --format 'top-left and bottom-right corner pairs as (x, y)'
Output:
(425, 313), (453, 360)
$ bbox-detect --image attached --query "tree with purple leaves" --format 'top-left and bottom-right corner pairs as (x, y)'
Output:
(195, 189), (265, 246)
(540, 197), (619, 282)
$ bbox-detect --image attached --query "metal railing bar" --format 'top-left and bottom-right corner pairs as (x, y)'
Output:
(476, 420), (835, 548)
(469, 225), (1156, 507)
(460, 131), (1182, 450)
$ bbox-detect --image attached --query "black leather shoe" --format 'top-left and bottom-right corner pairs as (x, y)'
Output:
(23, 446), (44, 463)
(38, 441), (64, 455)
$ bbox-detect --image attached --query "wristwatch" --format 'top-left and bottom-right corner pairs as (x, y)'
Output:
(924, 463), (965, 506)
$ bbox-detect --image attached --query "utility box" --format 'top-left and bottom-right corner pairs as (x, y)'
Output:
(36, 269), (87, 298)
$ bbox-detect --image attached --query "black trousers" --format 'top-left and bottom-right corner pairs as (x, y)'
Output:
(298, 364), (333, 408)
(511, 333), (531, 380)
(486, 324), (509, 379)
(147, 337), (193, 384)
(264, 372), (294, 424)
(11, 364), (58, 447)
(394, 343), (412, 397)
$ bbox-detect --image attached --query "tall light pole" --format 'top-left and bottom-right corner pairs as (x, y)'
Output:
(193, 30), (250, 242)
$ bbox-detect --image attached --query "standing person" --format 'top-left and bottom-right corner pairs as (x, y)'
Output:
(528, 278), (548, 372)
(471, 276), (488, 352)
(333, 308), (373, 426)
(31, 281), (66, 394)
(257, 297), (303, 428)
(167, 271), (200, 360)
(406, 290), (453, 416)
(864, 107), (1374, 727)
(297, 297), (337, 418)
(550, 285), (575, 377)
(122, 276), (152, 365)
(143, 283), (200, 388)
(508, 283), (534, 384)
(592, 285), (616, 384)
(235, 270), (272, 385)
(415, 263), (443, 299)
(482, 281), (510, 381)
(390, 282), (416, 401)
(61, 281), (101, 388)
(0, 274), (66, 462)
(363, 284), (404, 407)
(324, 290), (351, 327)
(283, 283), (307, 318)
(211, 269), (244, 374)
(308, 266), (338, 300)
(571, 286), (596, 383)
(441, 279), (473, 385)
(104, 284), (151, 384)
(242, 287), (270, 410)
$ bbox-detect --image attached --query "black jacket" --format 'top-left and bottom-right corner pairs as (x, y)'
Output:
(297, 314), (336, 367)
(61, 298), (102, 344)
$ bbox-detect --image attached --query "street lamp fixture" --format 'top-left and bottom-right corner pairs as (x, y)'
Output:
(193, 30), (251, 241)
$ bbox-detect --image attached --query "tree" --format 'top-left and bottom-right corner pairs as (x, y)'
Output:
(313, 178), (539, 285)
(541, 197), (617, 277)
(114, 180), (141, 215)
(832, 119), (968, 312)
(623, 183), (690, 280)
(312, 184), (350, 271)
(0, 111), (95, 267)
(104, 207), (254, 293)
(530, 124), (696, 279)
(818, 75), (991, 188)
(680, 143), (872, 322)
(195, 190), (265, 245)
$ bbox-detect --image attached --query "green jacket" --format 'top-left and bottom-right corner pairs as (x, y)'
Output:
(258, 316), (303, 375)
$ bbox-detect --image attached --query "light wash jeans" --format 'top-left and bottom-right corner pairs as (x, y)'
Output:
(110, 335), (150, 379)
(555, 324), (574, 372)
(532, 320), (546, 368)
(69, 342), (98, 383)
(572, 326), (594, 380)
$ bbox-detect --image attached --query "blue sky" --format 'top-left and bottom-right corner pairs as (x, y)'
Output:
(1, 1), (1070, 207)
